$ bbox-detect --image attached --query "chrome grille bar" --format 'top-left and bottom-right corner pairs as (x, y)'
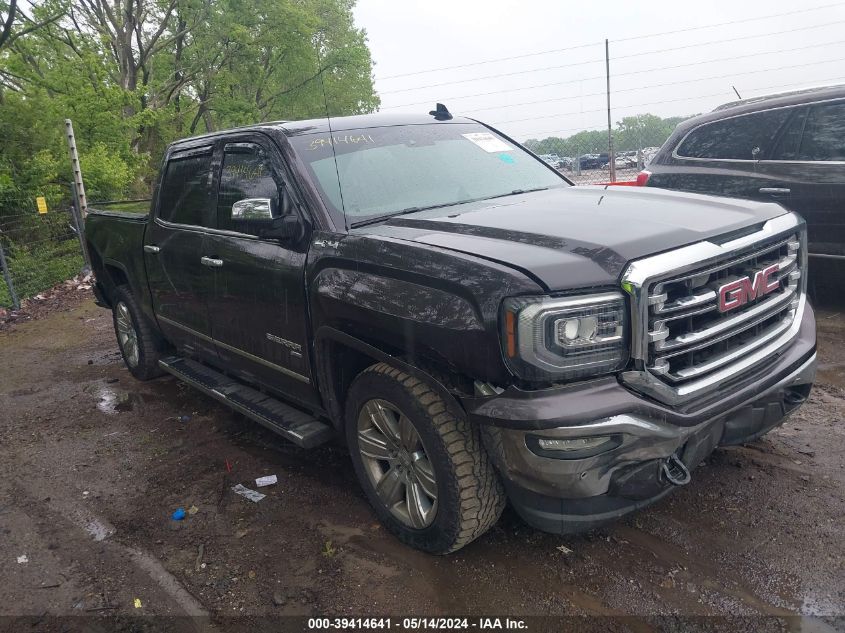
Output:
(620, 213), (807, 406)
(652, 283), (797, 353)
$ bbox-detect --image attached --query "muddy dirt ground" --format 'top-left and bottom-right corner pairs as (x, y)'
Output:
(1, 291), (843, 631)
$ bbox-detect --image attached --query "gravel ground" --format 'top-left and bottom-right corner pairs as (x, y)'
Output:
(0, 287), (843, 632)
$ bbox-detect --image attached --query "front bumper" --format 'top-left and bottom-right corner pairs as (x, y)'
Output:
(467, 303), (817, 534)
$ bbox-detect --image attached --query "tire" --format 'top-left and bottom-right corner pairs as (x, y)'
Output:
(345, 362), (505, 554)
(111, 285), (164, 381)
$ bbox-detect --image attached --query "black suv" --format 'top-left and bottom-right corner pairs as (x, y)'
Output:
(642, 84), (845, 264)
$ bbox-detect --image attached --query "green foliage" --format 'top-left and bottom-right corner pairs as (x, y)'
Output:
(524, 113), (691, 157)
(0, 0), (378, 303)
(0, 0), (379, 207)
(79, 144), (135, 202)
(0, 234), (84, 307)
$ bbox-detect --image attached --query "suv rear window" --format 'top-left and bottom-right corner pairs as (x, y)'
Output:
(676, 109), (791, 160)
(157, 149), (214, 226)
(799, 102), (845, 161)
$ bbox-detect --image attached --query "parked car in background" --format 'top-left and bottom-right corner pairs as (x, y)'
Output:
(641, 147), (660, 165)
(603, 154), (637, 170)
(557, 156), (574, 170)
(538, 153), (562, 168)
(640, 84), (845, 265)
(579, 153), (609, 169)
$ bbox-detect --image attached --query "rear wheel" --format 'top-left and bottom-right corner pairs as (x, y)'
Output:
(345, 363), (505, 554)
(111, 285), (164, 381)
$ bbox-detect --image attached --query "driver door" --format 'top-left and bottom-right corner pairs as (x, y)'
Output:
(204, 135), (319, 408)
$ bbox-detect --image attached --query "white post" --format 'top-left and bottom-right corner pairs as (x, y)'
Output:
(65, 119), (88, 217)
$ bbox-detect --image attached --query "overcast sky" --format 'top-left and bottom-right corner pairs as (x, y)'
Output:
(352, 0), (845, 142)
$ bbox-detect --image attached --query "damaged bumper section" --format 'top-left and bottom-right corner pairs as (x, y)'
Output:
(465, 303), (817, 535)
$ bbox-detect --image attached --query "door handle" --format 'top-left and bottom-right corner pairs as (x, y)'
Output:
(200, 256), (224, 268)
(144, 245), (161, 253)
(759, 187), (791, 196)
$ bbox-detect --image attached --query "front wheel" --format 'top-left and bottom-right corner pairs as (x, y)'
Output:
(345, 363), (505, 554)
(111, 285), (164, 381)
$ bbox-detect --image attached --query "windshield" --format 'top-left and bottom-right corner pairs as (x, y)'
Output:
(289, 123), (568, 226)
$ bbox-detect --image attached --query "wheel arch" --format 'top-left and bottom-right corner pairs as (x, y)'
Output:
(314, 326), (468, 432)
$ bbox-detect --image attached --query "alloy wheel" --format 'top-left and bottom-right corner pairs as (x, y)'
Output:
(115, 301), (139, 368)
(356, 399), (438, 529)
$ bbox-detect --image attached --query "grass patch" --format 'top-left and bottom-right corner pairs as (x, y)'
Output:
(0, 239), (85, 307)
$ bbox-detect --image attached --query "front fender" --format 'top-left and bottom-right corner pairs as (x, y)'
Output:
(306, 233), (542, 386)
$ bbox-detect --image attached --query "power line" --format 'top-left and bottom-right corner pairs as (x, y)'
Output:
(507, 74), (845, 140)
(383, 40), (845, 111)
(374, 2), (843, 81)
(505, 75), (834, 123)
(379, 20), (845, 97)
(471, 55), (845, 120)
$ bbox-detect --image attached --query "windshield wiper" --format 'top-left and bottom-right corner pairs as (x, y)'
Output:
(348, 187), (552, 228)
(483, 186), (549, 200)
(350, 202), (469, 228)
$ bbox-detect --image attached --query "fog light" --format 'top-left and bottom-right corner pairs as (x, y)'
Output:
(537, 436), (613, 452)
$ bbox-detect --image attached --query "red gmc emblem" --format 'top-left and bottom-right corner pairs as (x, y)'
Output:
(717, 264), (780, 312)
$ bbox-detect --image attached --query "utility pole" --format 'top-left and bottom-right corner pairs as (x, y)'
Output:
(605, 39), (616, 183)
(65, 119), (88, 218)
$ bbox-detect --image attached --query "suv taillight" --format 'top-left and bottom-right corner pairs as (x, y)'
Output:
(635, 170), (651, 186)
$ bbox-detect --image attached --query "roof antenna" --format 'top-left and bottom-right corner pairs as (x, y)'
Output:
(315, 39), (348, 231)
(731, 85), (742, 100)
(429, 103), (453, 121)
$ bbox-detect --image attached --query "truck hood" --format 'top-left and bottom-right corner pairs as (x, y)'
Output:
(358, 186), (790, 290)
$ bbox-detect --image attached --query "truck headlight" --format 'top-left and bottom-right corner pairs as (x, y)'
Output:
(501, 292), (629, 381)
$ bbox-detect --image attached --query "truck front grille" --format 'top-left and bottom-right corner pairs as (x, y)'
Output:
(647, 236), (800, 384)
(621, 213), (806, 405)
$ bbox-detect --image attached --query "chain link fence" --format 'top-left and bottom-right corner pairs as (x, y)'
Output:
(0, 189), (88, 309)
(523, 114), (680, 185)
(527, 141), (657, 186)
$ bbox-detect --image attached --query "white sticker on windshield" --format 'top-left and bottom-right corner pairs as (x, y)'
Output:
(462, 132), (513, 153)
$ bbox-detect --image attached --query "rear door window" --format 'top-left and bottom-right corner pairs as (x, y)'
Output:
(676, 109), (791, 160)
(769, 107), (808, 161)
(157, 149), (215, 226)
(798, 102), (845, 161)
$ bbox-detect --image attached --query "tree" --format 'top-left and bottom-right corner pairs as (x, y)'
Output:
(0, 0), (62, 52)
(0, 0), (379, 203)
(524, 113), (693, 158)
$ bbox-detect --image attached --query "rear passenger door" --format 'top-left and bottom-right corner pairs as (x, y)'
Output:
(204, 135), (319, 408)
(761, 101), (845, 257)
(666, 108), (794, 200)
(145, 146), (218, 359)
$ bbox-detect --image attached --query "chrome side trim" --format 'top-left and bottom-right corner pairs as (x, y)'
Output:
(809, 253), (845, 260)
(156, 315), (310, 384)
(155, 217), (261, 241)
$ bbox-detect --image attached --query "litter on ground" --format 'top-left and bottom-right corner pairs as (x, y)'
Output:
(232, 484), (266, 502)
(255, 475), (278, 487)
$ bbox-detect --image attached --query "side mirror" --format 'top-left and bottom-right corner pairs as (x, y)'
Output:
(232, 198), (274, 220)
(259, 214), (304, 242)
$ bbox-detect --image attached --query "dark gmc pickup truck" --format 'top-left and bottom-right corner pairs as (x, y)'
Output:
(86, 112), (817, 554)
